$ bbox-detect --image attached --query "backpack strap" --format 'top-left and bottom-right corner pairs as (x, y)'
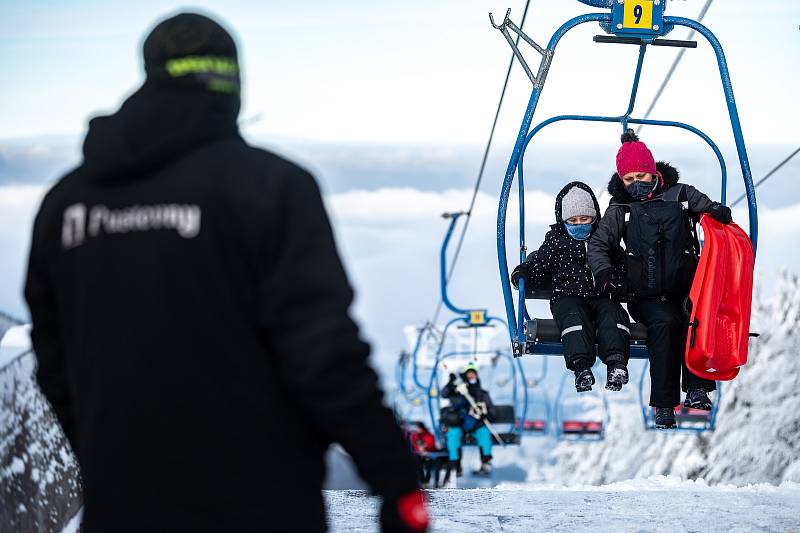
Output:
(662, 183), (688, 208)
(661, 184), (699, 254)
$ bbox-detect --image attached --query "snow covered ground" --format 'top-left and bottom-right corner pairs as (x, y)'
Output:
(2, 274), (799, 532)
(325, 477), (800, 532)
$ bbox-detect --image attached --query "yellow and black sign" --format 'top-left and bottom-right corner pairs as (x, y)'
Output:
(469, 310), (487, 326)
(623, 0), (654, 30)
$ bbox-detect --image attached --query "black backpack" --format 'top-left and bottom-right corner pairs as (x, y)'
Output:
(622, 184), (700, 298)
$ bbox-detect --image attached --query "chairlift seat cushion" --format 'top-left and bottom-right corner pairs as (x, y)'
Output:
(527, 318), (647, 343)
(523, 419), (546, 431)
(492, 404), (515, 425)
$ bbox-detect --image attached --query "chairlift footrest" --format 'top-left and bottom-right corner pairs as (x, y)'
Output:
(593, 35), (697, 48)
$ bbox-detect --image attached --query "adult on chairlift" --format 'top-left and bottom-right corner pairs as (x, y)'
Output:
(441, 363), (496, 476)
(588, 130), (733, 429)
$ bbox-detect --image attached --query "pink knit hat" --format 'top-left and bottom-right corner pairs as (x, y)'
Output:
(616, 130), (661, 179)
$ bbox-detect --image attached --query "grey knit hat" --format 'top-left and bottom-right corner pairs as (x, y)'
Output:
(561, 186), (597, 221)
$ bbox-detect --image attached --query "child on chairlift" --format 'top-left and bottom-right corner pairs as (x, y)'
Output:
(512, 181), (631, 393)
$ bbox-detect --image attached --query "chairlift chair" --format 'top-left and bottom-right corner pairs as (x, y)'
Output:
(553, 361), (609, 441)
(487, 1), (758, 438)
(492, 0), (758, 359)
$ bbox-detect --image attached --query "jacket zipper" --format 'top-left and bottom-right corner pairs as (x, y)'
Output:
(658, 225), (666, 294)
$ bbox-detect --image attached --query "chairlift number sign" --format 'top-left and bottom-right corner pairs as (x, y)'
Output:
(623, 0), (654, 30)
(469, 310), (486, 325)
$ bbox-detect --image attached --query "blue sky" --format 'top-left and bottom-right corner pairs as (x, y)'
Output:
(1, 0), (798, 145)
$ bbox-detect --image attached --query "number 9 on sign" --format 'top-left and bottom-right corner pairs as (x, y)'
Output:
(623, 0), (653, 29)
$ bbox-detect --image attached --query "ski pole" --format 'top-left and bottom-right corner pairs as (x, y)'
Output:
(455, 382), (506, 446)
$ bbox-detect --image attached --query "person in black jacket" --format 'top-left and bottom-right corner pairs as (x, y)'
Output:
(588, 130), (732, 429)
(511, 182), (631, 393)
(440, 364), (496, 476)
(24, 13), (427, 533)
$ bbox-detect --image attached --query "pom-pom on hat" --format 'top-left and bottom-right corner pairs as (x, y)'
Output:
(561, 186), (597, 221)
(616, 129), (661, 179)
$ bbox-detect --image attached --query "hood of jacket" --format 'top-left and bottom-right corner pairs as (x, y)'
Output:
(80, 78), (240, 183)
(607, 161), (680, 204)
(552, 181), (602, 232)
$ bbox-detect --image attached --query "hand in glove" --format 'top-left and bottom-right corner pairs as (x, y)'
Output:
(708, 203), (732, 224)
(380, 490), (430, 533)
(447, 373), (457, 385)
(511, 262), (533, 290)
(595, 268), (628, 301)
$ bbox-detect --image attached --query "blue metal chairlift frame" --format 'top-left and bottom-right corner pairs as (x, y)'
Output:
(521, 356), (552, 434)
(492, 2), (759, 357)
(399, 212), (530, 445)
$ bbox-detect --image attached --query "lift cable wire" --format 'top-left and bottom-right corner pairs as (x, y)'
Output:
(730, 146), (800, 208)
(430, 0), (533, 326)
(636, 0), (714, 134)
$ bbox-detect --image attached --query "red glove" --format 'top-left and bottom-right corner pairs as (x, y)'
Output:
(380, 489), (430, 533)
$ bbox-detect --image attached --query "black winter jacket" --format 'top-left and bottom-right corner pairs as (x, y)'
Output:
(588, 161), (720, 280)
(511, 182), (624, 304)
(441, 378), (496, 429)
(25, 80), (418, 532)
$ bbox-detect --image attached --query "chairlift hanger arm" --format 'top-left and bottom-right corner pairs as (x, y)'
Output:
(496, 12), (610, 340)
(576, 0), (613, 8)
(489, 9), (553, 89)
(439, 213), (490, 325)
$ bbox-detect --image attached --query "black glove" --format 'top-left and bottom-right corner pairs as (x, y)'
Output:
(511, 262), (533, 289)
(447, 373), (457, 385)
(595, 268), (628, 300)
(595, 268), (614, 294)
(380, 490), (430, 533)
(708, 203), (732, 224)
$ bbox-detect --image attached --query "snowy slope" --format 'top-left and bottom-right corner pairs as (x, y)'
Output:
(325, 477), (800, 532)
(547, 271), (800, 486)
(0, 353), (81, 532)
(1, 275), (798, 531)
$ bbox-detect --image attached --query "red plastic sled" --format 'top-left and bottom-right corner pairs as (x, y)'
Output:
(685, 214), (755, 381)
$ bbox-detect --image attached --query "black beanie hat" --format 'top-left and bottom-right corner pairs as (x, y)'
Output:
(143, 13), (240, 94)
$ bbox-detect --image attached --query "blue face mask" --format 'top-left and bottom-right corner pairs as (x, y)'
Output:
(626, 179), (658, 200)
(565, 223), (593, 241)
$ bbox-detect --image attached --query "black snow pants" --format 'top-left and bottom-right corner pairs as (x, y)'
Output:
(628, 297), (716, 408)
(550, 296), (631, 371)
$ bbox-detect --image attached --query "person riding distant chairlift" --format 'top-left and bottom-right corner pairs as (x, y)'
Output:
(511, 182), (632, 394)
(441, 363), (496, 477)
(587, 130), (733, 429)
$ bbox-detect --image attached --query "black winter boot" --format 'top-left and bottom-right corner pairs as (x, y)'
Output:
(474, 457), (492, 476)
(574, 367), (595, 393)
(654, 407), (677, 429)
(605, 363), (629, 392)
(684, 388), (712, 410)
(442, 460), (460, 485)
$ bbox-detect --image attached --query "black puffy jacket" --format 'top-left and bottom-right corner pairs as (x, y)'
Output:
(25, 79), (418, 532)
(511, 182), (624, 304)
(588, 161), (723, 284)
(441, 377), (496, 430)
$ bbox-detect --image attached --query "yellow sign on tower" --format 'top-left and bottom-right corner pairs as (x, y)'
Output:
(623, 0), (654, 30)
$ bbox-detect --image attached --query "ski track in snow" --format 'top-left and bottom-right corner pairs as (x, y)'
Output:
(325, 478), (800, 532)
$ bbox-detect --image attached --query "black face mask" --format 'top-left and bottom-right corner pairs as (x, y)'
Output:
(626, 179), (658, 200)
